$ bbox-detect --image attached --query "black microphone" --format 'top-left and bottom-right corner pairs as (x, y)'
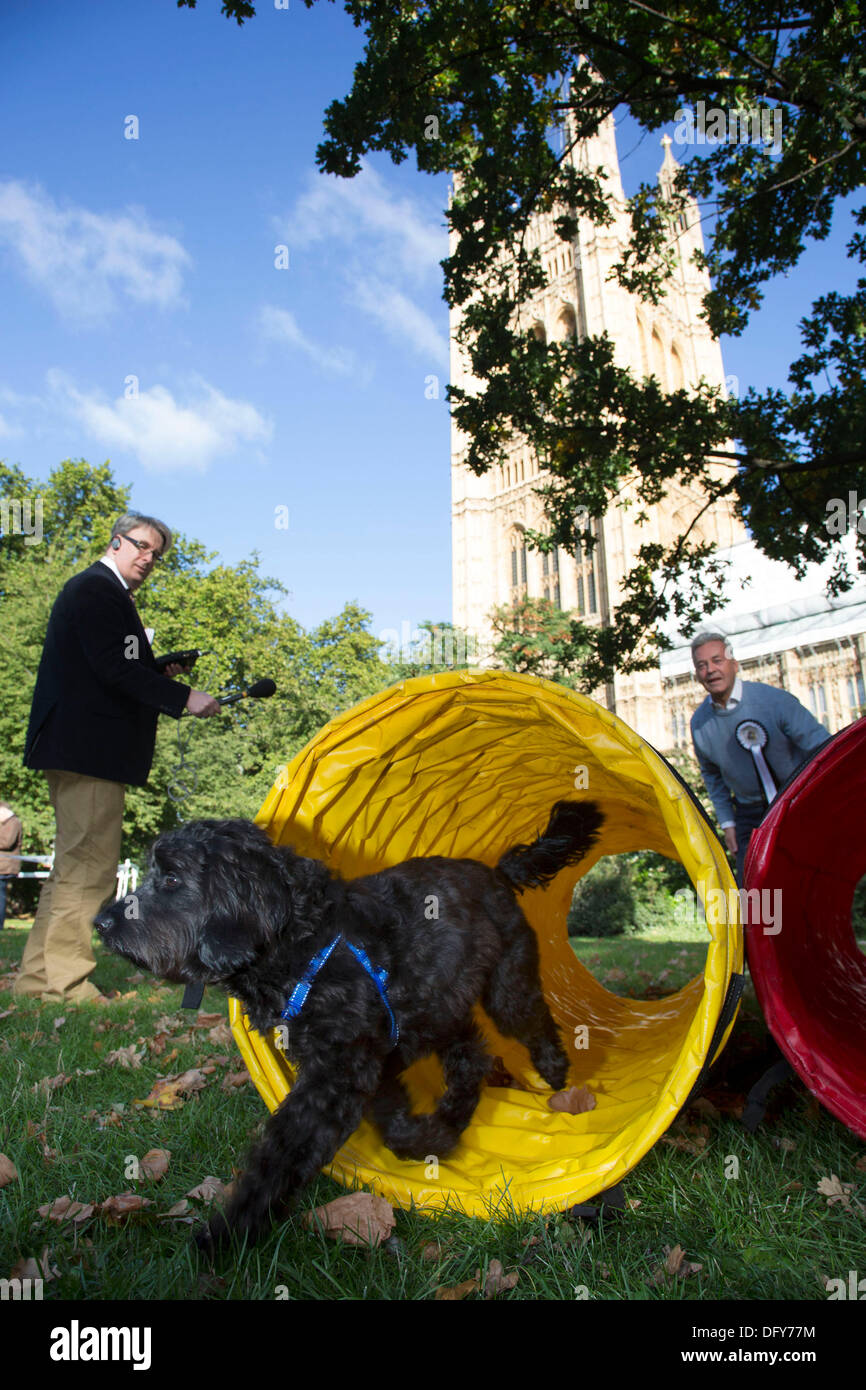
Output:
(217, 678), (277, 707)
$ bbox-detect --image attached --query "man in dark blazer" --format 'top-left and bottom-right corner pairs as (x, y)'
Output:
(15, 512), (220, 1002)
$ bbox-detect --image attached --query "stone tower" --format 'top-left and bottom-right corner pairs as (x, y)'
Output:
(450, 113), (745, 746)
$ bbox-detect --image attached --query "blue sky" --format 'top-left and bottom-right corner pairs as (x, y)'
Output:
(1, 1), (858, 644)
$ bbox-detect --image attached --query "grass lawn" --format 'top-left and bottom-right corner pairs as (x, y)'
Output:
(1, 914), (864, 1302)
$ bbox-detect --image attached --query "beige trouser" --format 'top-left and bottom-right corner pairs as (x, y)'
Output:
(14, 770), (125, 1002)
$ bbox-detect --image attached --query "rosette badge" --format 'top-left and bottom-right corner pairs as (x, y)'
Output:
(735, 719), (778, 804)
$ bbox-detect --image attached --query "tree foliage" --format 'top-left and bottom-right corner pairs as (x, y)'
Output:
(188, 0), (866, 687)
(490, 594), (591, 687)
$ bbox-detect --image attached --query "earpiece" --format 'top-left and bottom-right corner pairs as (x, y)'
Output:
(111, 536), (122, 550)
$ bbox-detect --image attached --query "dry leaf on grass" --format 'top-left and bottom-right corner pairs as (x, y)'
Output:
(660, 1130), (707, 1156)
(435, 1277), (480, 1300)
(153, 1014), (187, 1034)
(32, 1073), (72, 1096)
(303, 1192), (396, 1247)
(134, 1068), (208, 1112)
(100, 1192), (153, 1224)
(139, 1149), (171, 1181)
(175, 1068), (208, 1094)
(652, 1243), (703, 1284)
(186, 1176), (228, 1204)
(157, 1199), (194, 1223)
(817, 1174), (856, 1208)
(37, 1196), (96, 1226)
(134, 1079), (185, 1111)
(207, 1022), (233, 1047)
(0, 1154), (18, 1187)
(481, 1259), (519, 1297)
(189, 1012), (225, 1028)
(420, 1239), (454, 1262)
(105, 1044), (146, 1069)
(221, 1069), (250, 1091)
(548, 1085), (596, 1114)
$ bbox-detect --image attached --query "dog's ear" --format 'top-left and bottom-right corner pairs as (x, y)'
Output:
(197, 917), (262, 975)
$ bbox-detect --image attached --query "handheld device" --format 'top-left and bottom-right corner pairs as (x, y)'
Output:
(154, 648), (210, 674)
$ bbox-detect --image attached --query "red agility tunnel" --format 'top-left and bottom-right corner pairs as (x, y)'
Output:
(744, 716), (866, 1139)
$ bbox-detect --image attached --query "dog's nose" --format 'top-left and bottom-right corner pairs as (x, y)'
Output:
(93, 913), (112, 936)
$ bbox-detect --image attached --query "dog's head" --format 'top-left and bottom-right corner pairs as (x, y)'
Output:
(95, 818), (330, 987)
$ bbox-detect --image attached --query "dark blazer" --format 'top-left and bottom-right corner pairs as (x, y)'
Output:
(24, 561), (190, 787)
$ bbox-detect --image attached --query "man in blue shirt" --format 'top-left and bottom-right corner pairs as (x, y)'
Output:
(689, 631), (831, 882)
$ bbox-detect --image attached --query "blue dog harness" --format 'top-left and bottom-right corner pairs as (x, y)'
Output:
(280, 933), (399, 1046)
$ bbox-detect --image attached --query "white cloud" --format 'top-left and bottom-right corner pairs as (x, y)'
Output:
(258, 305), (357, 376)
(351, 277), (449, 365)
(283, 162), (446, 281)
(0, 180), (190, 319)
(277, 163), (450, 368)
(47, 370), (272, 473)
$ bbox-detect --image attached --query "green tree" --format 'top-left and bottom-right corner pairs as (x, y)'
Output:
(185, 0), (866, 688)
(490, 594), (591, 687)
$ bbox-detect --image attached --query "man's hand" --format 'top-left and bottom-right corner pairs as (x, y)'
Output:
(186, 690), (221, 718)
(164, 662), (191, 677)
(723, 826), (738, 855)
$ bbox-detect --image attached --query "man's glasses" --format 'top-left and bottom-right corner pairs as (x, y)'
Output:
(119, 534), (163, 561)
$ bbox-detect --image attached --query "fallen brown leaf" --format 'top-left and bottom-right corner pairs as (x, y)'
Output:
(221, 1069), (250, 1091)
(101, 1192), (153, 1223)
(186, 1175), (228, 1204)
(303, 1192), (396, 1247)
(420, 1239), (453, 1262)
(190, 1013), (225, 1029)
(37, 1195), (96, 1225)
(105, 1044), (146, 1069)
(435, 1277), (480, 1300)
(157, 1199), (194, 1223)
(548, 1085), (596, 1114)
(134, 1079), (185, 1111)
(481, 1259), (519, 1297)
(139, 1148), (171, 1181)
(32, 1073), (72, 1096)
(653, 1243), (703, 1283)
(174, 1068), (208, 1094)
(0, 1153), (18, 1187)
(817, 1174), (854, 1208)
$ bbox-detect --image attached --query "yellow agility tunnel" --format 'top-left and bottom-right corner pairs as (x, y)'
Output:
(229, 670), (744, 1218)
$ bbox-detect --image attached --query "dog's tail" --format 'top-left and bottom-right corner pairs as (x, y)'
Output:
(496, 801), (604, 893)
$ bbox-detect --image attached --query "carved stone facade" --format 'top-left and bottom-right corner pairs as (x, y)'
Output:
(450, 116), (866, 751)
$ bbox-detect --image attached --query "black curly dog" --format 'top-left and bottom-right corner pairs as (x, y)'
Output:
(95, 800), (603, 1247)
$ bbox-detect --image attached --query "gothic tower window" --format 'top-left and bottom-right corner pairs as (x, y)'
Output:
(574, 523), (600, 616)
(555, 305), (577, 341)
(651, 328), (667, 388)
(670, 343), (686, 391)
(510, 529), (528, 598)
